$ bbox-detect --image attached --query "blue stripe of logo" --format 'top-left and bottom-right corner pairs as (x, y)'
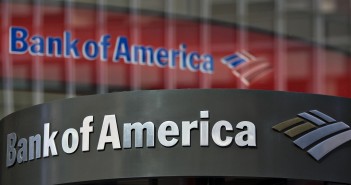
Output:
(221, 53), (249, 69)
(222, 54), (240, 64)
(294, 122), (350, 149)
(229, 58), (247, 68)
(298, 112), (326, 126)
(308, 130), (351, 160)
(309, 110), (336, 122)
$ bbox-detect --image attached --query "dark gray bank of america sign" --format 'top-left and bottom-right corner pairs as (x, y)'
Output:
(1, 90), (351, 185)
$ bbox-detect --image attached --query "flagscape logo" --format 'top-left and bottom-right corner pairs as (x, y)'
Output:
(272, 110), (351, 161)
(221, 51), (272, 86)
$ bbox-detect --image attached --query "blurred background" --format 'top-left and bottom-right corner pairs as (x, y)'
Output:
(1, 0), (351, 118)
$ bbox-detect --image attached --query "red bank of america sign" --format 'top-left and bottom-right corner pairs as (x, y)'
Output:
(2, 3), (351, 93)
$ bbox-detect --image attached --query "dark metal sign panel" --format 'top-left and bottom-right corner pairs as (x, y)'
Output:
(1, 90), (351, 184)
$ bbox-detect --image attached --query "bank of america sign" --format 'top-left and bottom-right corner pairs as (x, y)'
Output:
(273, 110), (351, 161)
